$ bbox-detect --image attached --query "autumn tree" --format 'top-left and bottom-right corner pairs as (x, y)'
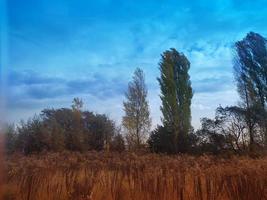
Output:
(122, 68), (151, 150)
(5, 98), (119, 154)
(157, 48), (193, 152)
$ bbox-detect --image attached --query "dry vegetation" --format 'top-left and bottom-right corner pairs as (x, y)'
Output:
(1, 152), (266, 200)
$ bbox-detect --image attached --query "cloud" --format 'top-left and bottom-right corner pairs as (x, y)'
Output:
(193, 76), (233, 93)
(6, 0), (267, 127)
(8, 70), (64, 85)
(7, 70), (127, 109)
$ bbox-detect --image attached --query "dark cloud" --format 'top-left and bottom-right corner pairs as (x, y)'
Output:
(8, 70), (64, 85)
(7, 70), (127, 108)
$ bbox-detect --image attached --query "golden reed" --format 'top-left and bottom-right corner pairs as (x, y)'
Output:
(3, 152), (267, 200)
(0, 133), (4, 200)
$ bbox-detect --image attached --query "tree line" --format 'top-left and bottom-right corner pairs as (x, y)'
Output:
(4, 32), (267, 155)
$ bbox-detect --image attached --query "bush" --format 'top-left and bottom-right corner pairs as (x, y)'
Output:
(148, 126), (175, 153)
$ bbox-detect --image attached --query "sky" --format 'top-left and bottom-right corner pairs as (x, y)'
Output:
(1, 0), (267, 128)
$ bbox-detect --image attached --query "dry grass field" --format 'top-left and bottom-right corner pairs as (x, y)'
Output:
(2, 152), (267, 200)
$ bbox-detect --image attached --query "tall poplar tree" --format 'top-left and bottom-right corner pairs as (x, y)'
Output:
(158, 48), (193, 152)
(122, 68), (151, 150)
(234, 32), (267, 148)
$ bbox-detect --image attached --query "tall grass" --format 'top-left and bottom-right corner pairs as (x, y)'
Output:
(2, 152), (267, 200)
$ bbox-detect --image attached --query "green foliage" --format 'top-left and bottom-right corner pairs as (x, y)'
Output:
(157, 48), (193, 152)
(148, 126), (174, 153)
(234, 32), (267, 149)
(148, 126), (197, 154)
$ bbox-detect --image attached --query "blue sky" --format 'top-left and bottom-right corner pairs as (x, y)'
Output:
(2, 0), (267, 128)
